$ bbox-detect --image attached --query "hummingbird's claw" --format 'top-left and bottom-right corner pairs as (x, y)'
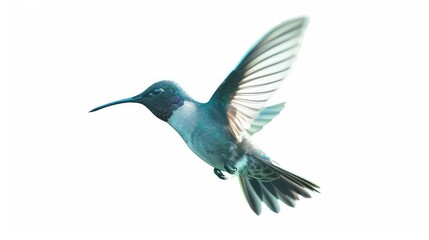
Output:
(224, 161), (237, 175)
(214, 168), (227, 180)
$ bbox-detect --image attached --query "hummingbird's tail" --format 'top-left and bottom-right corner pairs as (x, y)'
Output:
(238, 155), (319, 215)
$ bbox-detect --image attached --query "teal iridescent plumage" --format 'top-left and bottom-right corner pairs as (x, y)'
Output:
(90, 17), (319, 215)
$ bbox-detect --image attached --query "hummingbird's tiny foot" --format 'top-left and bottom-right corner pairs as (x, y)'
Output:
(224, 162), (237, 175)
(214, 168), (227, 180)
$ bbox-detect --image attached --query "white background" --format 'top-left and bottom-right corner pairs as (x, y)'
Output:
(2, 0), (428, 239)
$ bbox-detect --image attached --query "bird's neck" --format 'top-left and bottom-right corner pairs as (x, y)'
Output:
(167, 100), (200, 143)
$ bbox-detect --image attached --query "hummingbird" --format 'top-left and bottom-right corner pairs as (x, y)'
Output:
(90, 17), (319, 215)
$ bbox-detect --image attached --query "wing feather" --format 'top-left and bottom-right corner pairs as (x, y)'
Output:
(208, 17), (309, 141)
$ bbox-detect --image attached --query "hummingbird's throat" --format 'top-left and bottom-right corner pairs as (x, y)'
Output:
(146, 94), (185, 122)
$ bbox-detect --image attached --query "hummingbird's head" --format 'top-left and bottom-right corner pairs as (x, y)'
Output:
(89, 80), (190, 121)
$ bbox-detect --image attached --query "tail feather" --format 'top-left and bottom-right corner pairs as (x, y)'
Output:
(262, 181), (278, 197)
(278, 175), (312, 198)
(259, 182), (280, 213)
(272, 177), (301, 200)
(249, 178), (263, 200)
(272, 164), (320, 193)
(239, 177), (262, 215)
(276, 189), (296, 208)
(239, 155), (319, 215)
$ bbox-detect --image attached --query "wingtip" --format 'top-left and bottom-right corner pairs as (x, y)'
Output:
(287, 16), (310, 31)
(282, 16), (310, 25)
(295, 15), (310, 23)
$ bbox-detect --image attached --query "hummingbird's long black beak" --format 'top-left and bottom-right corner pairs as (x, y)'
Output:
(89, 96), (140, 113)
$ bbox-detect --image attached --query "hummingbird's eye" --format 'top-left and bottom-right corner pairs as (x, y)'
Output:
(152, 88), (164, 96)
(148, 88), (164, 97)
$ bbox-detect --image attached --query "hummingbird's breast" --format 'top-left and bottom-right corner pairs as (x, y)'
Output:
(167, 100), (240, 170)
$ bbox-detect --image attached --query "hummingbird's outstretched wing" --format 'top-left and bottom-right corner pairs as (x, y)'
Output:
(209, 17), (308, 141)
